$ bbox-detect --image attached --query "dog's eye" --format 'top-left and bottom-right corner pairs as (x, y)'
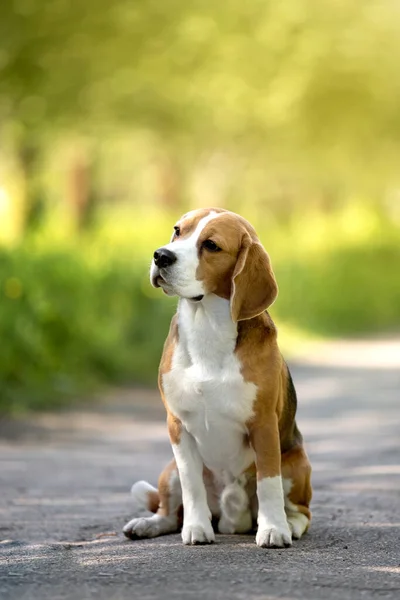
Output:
(174, 226), (180, 238)
(202, 240), (221, 252)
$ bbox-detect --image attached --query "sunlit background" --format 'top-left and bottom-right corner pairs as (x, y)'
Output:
(1, 0), (400, 412)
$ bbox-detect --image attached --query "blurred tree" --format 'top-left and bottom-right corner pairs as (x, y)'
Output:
(0, 0), (102, 230)
(1, 0), (400, 222)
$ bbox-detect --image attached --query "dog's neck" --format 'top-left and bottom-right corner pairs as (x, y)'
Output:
(177, 295), (238, 372)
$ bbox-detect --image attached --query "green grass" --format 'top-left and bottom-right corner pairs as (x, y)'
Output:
(0, 206), (399, 414)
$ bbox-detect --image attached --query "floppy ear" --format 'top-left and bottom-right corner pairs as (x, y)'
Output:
(230, 235), (278, 322)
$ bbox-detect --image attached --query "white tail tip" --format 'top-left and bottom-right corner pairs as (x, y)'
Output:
(130, 480), (158, 518)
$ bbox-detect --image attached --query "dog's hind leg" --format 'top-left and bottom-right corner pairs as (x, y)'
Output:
(123, 459), (182, 539)
(281, 446), (312, 540)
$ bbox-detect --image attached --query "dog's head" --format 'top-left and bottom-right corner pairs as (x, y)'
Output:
(150, 208), (278, 321)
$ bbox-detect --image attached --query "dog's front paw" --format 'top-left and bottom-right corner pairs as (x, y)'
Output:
(182, 521), (215, 545)
(256, 524), (292, 548)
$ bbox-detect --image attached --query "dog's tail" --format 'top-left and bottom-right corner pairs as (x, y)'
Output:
(130, 481), (159, 517)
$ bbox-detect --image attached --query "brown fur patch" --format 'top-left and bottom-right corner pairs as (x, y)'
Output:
(158, 314), (178, 390)
(147, 490), (160, 514)
(281, 446), (312, 520)
(248, 420), (281, 479)
(194, 211), (277, 317)
(157, 459), (178, 517)
(167, 412), (182, 445)
(236, 314), (282, 479)
(158, 314), (182, 445)
(237, 313), (281, 399)
(195, 212), (248, 299)
(231, 240), (278, 322)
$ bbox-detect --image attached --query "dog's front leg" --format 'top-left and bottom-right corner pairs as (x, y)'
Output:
(250, 416), (292, 548)
(169, 415), (215, 545)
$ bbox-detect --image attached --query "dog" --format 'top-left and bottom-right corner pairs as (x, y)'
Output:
(123, 208), (312, 547)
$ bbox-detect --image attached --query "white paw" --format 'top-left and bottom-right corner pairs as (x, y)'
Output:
(287, 512), (309, 540)
(123, 514), (176, 539)
(182, 521), (215, 545)
(256, 524), (292, 548)
(123, 517), (156, 539)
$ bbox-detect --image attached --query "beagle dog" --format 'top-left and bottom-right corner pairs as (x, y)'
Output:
(123, 208), (312, 548)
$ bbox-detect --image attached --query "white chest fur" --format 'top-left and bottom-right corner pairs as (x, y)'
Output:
(162, 296), (257, 477)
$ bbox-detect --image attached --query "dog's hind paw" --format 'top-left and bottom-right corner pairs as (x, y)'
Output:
(123, 514), (177, 540)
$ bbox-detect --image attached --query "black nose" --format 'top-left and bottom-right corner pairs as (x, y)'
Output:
(153, 248), (177, 268)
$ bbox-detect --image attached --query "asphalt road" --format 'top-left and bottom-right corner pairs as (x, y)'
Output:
(0, 340), (399, 600)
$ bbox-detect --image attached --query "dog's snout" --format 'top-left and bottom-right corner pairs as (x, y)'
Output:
(153, 248), (177, 268)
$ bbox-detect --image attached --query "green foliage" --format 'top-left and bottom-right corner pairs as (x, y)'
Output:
(273, 241), (400, 335)
(0, 243), (175, 413)
(2, 0), (400, 173)
(2, 0), (400, 239)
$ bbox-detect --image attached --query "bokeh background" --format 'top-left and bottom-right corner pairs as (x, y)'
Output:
(1, 0), (400, 413)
